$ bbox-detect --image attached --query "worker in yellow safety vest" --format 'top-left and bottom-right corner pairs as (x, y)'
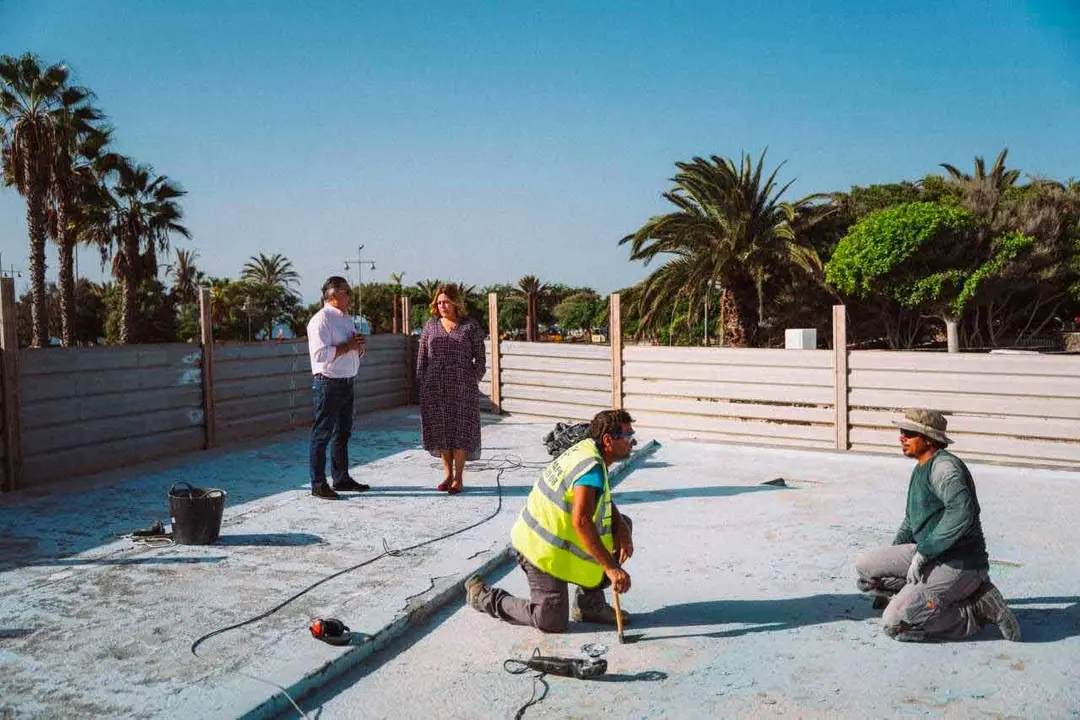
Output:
(465, 409), (636, 632)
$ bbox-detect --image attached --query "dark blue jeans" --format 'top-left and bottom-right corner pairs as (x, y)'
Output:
(309, 375), (355, 488)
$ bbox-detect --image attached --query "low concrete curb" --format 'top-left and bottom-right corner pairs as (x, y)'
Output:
(240, 439), (661, 720)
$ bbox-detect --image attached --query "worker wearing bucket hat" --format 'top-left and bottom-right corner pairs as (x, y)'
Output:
(854, 408), (1021, 642)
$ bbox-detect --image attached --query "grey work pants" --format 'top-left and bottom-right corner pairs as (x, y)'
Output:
(476, 515), (631, 634)
(855, 543), (986, 640)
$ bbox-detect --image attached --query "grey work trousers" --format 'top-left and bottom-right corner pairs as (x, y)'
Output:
(476, 515), (631, 634)
(855, 543), (986, 640)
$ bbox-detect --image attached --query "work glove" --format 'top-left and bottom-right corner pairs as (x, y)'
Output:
(905, 551), (928, 585)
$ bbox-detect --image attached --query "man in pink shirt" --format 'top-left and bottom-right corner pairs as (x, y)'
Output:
(307, 276), (368, 499)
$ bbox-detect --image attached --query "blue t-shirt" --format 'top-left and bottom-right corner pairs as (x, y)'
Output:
(572, 466), (605, 490)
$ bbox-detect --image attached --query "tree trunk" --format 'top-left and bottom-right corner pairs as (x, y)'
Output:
(25, 161), (49, 348)
(56, 195), (76, 347)
(120, 232), (138, 344)
(719, 288), (745, 347)
(944, 316), (960, 353)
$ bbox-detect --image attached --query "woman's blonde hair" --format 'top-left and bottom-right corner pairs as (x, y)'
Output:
(429, 283), (468, 318)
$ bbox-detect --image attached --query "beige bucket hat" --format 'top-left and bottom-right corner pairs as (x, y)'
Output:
(892, 408), (953, 446)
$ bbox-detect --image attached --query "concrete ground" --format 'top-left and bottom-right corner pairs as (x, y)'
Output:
(0, 408), (573, 719)
(303, 440), (1080, 719)
(2, 408), (1078, 719)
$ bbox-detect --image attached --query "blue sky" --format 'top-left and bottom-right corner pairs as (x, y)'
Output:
(2, 0), (1078, 304)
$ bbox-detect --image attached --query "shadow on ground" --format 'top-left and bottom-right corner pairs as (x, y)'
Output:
(631, 593), (872, 640)
(368, 484), (787, 504)
(1009, 596), (1080, 643)
(0, 412), (459, 572)
(629, 594), (1080, 644)
(214, 532), (324, 547)
(616, 484), (787, 505)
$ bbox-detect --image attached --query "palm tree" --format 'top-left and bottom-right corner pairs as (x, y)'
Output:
(414, 278), (442, 303)
(940, 149), (1022, 223)
(940, 148), (1021, 190)
(516, 275), (546, 341)
(168, 247), (202, 304)
(241, 252), (300, 293)
(49, 120), (108, 347)
(0, 52), (82, 347)
(621, 151), (829, 346)
(104, 155), (190, 343)
(389, 271), (406, 288)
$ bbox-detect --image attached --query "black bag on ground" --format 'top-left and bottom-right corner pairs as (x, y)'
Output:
(543, 422), (589, 456)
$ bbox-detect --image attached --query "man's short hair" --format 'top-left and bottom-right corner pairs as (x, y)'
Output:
(322, 276), (351, 301)
(588, 409), (634, 444)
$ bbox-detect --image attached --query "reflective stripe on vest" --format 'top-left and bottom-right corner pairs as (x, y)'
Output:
(510, 438), (614, 586)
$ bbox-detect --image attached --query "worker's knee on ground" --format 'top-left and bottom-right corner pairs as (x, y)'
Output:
(882, 598), (907, 628)
(536, 613), (569, 633)
(854, 551), (874, 580)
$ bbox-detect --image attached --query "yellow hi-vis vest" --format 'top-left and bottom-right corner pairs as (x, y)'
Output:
(510, 438), (613, 587)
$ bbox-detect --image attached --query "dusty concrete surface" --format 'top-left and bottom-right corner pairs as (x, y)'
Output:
(0, 408), (582, 719)
(303, 441), (1080, 719)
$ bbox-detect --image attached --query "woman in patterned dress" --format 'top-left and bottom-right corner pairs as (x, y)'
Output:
(416, 284), (486, 494)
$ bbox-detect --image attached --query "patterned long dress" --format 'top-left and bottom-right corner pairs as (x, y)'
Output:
(417, 316), (486, 459)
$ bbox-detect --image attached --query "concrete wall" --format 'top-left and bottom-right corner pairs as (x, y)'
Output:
(623, 346), (836, 450)
(496, 341), (611, 421)
(1, 334), (412, 490)
(19, 344), (206, 484)
(214, 335), (410, 444)
(848, 351), (1080, 468)
(487, 339), (1080, 470)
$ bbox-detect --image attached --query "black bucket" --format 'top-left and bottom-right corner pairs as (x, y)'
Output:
(168, 482), (227, 545)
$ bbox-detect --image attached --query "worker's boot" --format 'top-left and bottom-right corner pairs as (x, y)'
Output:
(970, 581), (1022, 641)
(464, 575), (490, 613)
(571, 589), (630, 626)
(857, 578), (895, 610)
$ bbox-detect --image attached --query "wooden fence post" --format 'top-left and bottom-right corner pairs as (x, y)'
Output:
(0, 278), (22, 491)
(402, 296), (415, 403)
(610, 293), (623, 411)
(832, 304), (849, 451)
(488, 292), (502, 413)
(393, 294), (401, 335)
(199, 288), (216, 449)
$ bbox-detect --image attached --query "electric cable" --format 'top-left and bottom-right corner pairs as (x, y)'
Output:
(189, 454), (544, 718)
(503, 649), (550, 720)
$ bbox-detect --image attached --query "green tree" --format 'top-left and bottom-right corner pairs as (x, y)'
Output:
(241, 252), (300, 294)
(101, 155), (190, 343)
(1, 52), (88, 346)
(497, 296), (528, 337)
(553, 291), (603, 339)
(46, 87), (105, 347)
(200, 278), (300, 341)
(621, 151), (831, 347)
(350, 282), (397, 333)
(825, 202), (1040, 349)
(103, 278), (178, 345)
(168, 247), (203, 304)
(516, 275), (546, 341)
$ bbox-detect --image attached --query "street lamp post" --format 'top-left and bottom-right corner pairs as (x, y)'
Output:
(344, 244), (376, 328)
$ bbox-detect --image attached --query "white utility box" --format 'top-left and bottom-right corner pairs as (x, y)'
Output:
(785, 328), (817, 350)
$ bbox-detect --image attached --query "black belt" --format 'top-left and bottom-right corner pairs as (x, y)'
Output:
(313, 374), (353, 384)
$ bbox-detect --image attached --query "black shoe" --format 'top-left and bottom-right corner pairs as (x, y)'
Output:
(332, 478), (370, 492)
(311, 484), (340, 500)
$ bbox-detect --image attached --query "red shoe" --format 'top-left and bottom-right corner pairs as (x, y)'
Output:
(447, 482), (463, 495)
(437, 480), (452, 492)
